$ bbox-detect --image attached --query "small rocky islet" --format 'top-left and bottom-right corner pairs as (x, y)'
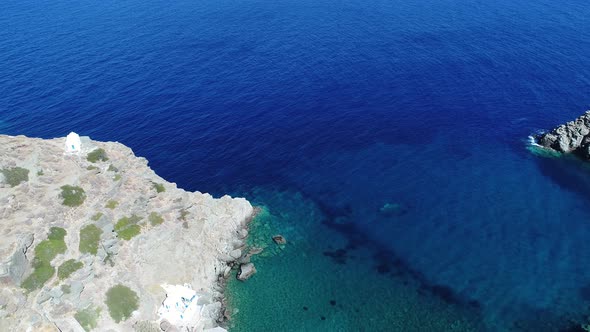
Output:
(536, 110), (590, 158)
(0, 134), (256, 331)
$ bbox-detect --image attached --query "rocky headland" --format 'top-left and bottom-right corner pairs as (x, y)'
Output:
(0, 134), (254, 331)
(536, 110), (590, 158)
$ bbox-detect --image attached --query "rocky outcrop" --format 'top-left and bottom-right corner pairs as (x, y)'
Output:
(237, 263), (256, 281)
(536, 111), (590, 157)
(0, 134), (254, 331)
(0, 234), (34, 285)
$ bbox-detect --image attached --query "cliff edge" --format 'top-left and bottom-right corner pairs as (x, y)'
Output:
(0, 134), (254, 331)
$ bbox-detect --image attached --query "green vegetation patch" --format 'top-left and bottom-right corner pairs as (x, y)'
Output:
(114, 215), (142, 240)
(148, 212), (164, 226)
(48, 227), (67, 241)
(87, 165), (98, 171)
(105, 284), (139, 323)
(80, 224), (103, 255)
(75, 306), (101, 331)
(21, 263), (55, 293)
(61, 284), (71, 294)
(21, 227), (67, 292)
(152, 182), (165, 193)
(60, 185), (86, 207)
(37, 169), (44, 176)
(113, 174), (122, 181)
(58, 259), (83, 280)
(134, 321), (160, 332)
(87, 148), (108, 163)
(1, 167), (29, 187)
(91, 212), (103, 221)
(34, 240), (65, 263)
(107, 164), (118, 172)
(105, 200), (118, 209)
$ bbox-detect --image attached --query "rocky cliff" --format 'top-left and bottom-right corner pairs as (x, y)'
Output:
(536, 110), (590, 158)
(0, 134), (254, 331)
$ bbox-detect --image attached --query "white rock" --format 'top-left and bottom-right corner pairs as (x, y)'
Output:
(229, 249), (242, 259)
(237, 263), (256, 281)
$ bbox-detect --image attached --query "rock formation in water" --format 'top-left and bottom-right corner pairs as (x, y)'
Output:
(536, 110), (590, 157)
(0, 134), (254, 331)
(236, 263), (256, 281)
(272, 235), (286, 245)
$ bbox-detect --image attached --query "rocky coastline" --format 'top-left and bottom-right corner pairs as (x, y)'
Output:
(536, 110), (590, 158)
(0, 134), (255, 331)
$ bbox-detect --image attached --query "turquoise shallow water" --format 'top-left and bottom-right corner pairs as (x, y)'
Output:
(226, 189), (483, 331)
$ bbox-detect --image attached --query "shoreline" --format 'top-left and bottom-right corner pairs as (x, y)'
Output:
(0, 134), (255, 331)
(216, 206), (261, 328)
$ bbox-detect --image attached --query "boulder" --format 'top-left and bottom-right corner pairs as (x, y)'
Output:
(223, 266), (232, 278)
(237, 229), (248, 239)
(229, 249), (242, 260)
(237, 255), (251, 265)
(160, 319), (172, 331)
(218, 254), (234, 263)
(272, 235), (286, 245)
(237, 263), (256, 281)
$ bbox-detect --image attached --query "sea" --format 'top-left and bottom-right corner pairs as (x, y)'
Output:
(2, 0), (590, 331)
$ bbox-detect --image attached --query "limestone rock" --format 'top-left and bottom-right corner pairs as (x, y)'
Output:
(0, 134), (255, 332)
(52, 317), (85, 332)
(69, 281), (84, 307)
(229, 249), (242, 260)
(160, 319), (175, 331)
(237, 263), (256, 281)
(237, 229), (248, 239)
(0, 233), (33, 285)
(223, 266), (232, 278)
(36, 291), (51, 305)
(49, 287), (64, 299)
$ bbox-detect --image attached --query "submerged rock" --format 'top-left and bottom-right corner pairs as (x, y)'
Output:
(379, 202), (408, 217)
(248, 247), (263, 255)
(237, 263), (257, 281)
(536, 110), (590, 157)
(272, 235), (286, 245)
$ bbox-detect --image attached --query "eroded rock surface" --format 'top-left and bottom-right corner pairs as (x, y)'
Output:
(237, 263), (256, 281)
(537, 110), (590, 157)
(0, 134), (254, 331)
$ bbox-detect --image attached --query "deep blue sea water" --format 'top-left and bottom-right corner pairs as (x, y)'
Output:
(2, 0), (590, 330)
